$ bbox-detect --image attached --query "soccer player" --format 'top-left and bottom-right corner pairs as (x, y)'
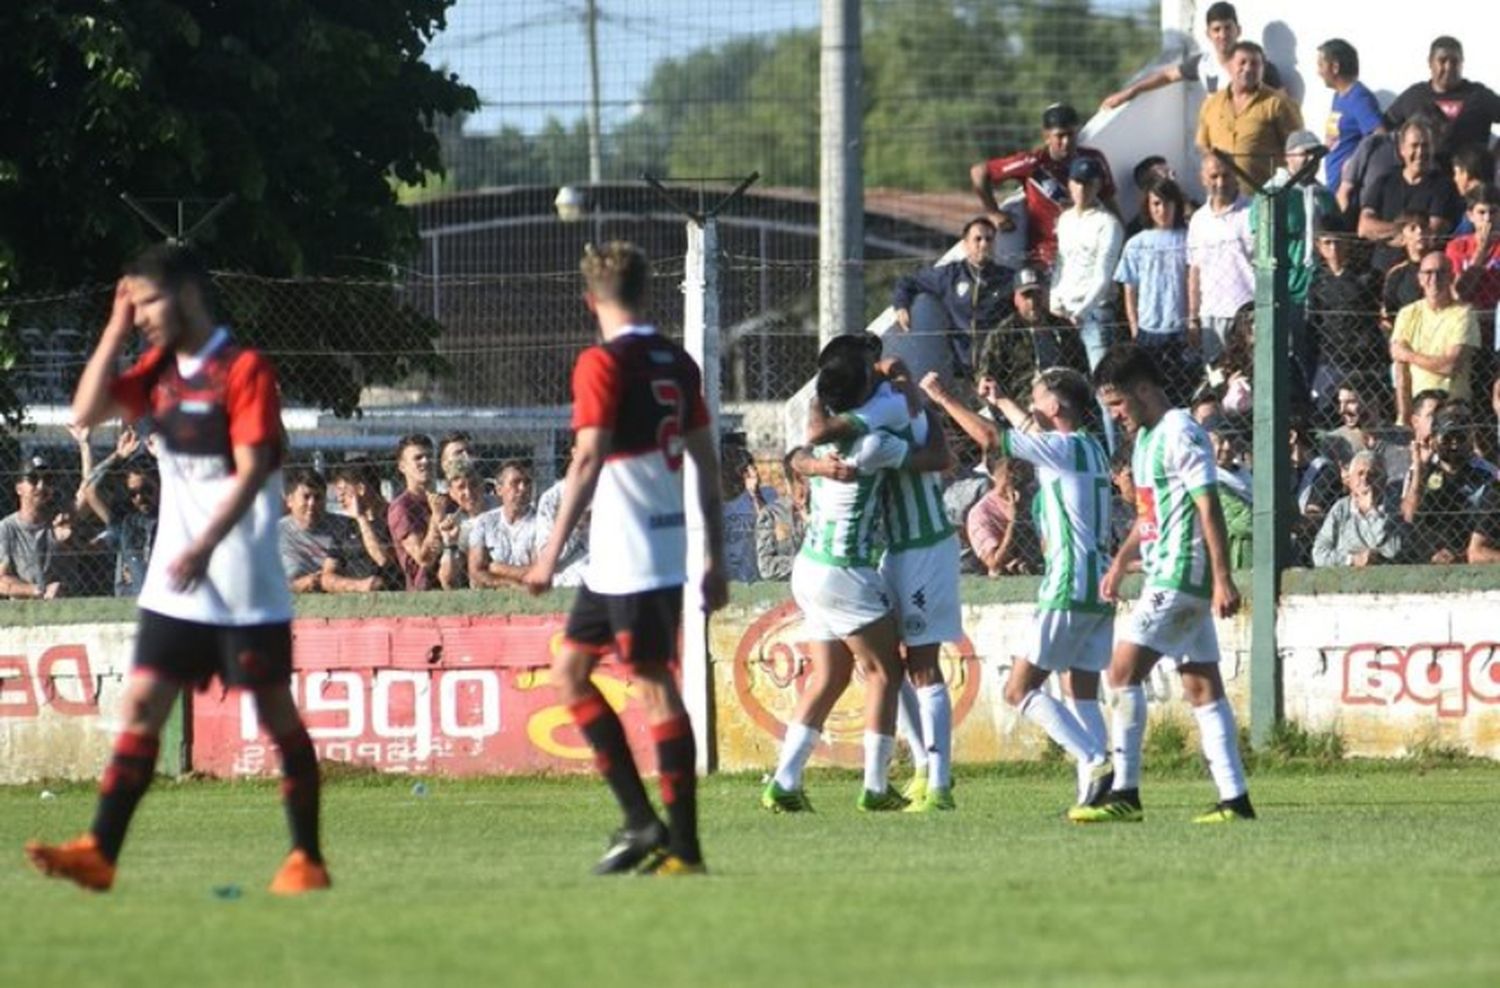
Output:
(922, 368), (1115, 808)
(1072, 344), (1254, 824)
(26, 245), (328, 894)
(762, 343), (944, 812)
(524, 242), (727, 877)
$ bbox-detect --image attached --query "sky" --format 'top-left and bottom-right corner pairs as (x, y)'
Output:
(424, 0), (822, 135)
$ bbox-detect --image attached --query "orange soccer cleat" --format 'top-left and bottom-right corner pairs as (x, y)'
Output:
(268, 849), (332, 896)
(25, 834), (116, 892)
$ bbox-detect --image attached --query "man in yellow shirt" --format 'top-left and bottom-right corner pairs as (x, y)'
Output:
(1390, 250), (1480, 423)
(1196, 41), (1302, 188)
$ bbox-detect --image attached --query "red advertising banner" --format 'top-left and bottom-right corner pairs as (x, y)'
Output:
(190, 615), (658, 777)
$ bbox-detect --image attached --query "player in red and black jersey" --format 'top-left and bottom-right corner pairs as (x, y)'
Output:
(25, 245), (328, 895)
(525, 242), (728, 876)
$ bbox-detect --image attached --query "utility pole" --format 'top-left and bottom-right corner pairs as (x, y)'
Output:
(585, 0), (603, 184)
(818, 0), (863, 343)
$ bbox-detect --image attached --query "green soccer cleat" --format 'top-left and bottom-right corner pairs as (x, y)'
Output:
(857, 786), (911, 812)
(761, 780), (815, 813)
(904, 785), (956, 812)
(900, 773), (929, 805)
(1192, 795), (1257, 824)
(1067, 793), (1144, 824)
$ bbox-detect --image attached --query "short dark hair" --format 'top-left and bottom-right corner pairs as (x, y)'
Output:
(1429, 36), (1462, 59)
(285, 466), (326, 495)
(961, 216), (997, 239)
(1204, 2), (1238, 26)
(496, 458), (531, 480)
(1132, 155), (1167, 190)
(396, 433), (432, 460)
(1317, 39), (1359, 78)
(1091, 343), (1165, 392)
(1396, 209), (1429, 230)
(1452, 145), (1495, 183)
(1412, 388), (1449, 414)
(815, 350), (871, 413)
(1230, 40), (1265, 61)
(331, 458), (382, 491)
(1141, 177), (1188, 230)
(123, 244), (217, 313)
(437, 430), (472, 459)
(1036, 367), (1092, 417)
(1464, 183), (1500, 210)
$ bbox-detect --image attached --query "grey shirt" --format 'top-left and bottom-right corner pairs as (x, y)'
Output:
(279, 513), (363, 581)
(0, 512), (71, 591)
(1311, 496), (1405, 567)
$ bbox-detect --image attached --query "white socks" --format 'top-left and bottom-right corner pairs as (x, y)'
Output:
(1111, 684), (1147, 791)
(1193, 698), (1248, 801)
(916, 683), (953, 790)
(1070, 698), (1108, 755)
(773, 722), (820, 790)
(863, 732), (895, 794)
(1019, 689), (1102, 763)
(896, 679), (927, 771)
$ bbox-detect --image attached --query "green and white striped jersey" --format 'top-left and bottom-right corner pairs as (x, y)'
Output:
(882, 411), (956, 553)
(1131, 409), (1218, 597)
(1000, 428), (1112, 612)
(800, 431), (911, 567)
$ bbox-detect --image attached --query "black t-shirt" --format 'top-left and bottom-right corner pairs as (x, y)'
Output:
(1382, 260), (1422, 316)
(1307, 265), (1384, 372)
(1385, 79), (1500, 160)
(1473, 483), (1500, 548)
(1365, 169), (1463, 270)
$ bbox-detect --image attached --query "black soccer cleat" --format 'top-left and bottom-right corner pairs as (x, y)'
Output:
(592, 820), (668, 875)
(1192, 793), (1257, 824)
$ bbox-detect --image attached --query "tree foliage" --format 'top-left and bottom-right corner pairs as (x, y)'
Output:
(0, 1), (477, 416)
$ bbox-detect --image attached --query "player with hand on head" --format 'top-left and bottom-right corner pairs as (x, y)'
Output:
(524, 242), (727, 877)
(1072, 343), (1253, 824)
(26, 244), (328, 894)
(923, 367), (1116, 810)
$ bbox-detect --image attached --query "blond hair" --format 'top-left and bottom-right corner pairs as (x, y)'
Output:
(581, 241), (650, 307)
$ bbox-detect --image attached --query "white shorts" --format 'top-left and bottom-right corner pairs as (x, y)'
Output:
(879, 536), (963, 647)
(1028, 608), (1113, 673)
(1121, 588), (1221, 665)
(791, 555), (893, 641)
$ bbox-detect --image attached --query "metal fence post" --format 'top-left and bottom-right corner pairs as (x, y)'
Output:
(1250, 190), (1291, 748)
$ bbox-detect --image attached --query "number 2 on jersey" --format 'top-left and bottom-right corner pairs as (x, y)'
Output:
(651, 379), (685, 471)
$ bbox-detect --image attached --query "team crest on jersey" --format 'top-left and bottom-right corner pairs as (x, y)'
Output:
(956, 281), (971, 297)
(1136, 487), (1160, 542)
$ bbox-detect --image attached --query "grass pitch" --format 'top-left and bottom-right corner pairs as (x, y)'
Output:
(4, 763), (1498, 988)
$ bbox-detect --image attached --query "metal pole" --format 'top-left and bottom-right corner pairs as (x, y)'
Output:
(1249, 192), (1290, 749)
(585, 0), (604, 185)
(681, 217), (721, 773)
(818, 0), (863, 344)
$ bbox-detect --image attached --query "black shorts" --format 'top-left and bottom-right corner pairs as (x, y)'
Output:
(135, 609), (294, 691)
(563, 585), (683, 666)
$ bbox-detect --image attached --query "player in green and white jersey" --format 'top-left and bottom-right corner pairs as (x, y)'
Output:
(922, 367), (1116, 810)
(1072, 343), (1254, 825)
(763, 341), (946, 813)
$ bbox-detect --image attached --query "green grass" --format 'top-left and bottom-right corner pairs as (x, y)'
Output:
(5, 765), (1500, 988)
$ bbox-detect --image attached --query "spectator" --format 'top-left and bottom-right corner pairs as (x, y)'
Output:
(1401, 404), (1495, 563)
(754, 452), (808, 581)
(1207, 422), (1253, 569)
(1451, 146), (1497, 235)
(1379, 212), (1437, 330)
(1359, 119), (1464, 273)
(974, 266), (1090, 402)
(1445, 184), (1500, 317)
(943, 465), (991, 576)
(279, 467), (381, 594)
(965, 455), (1041, 577)
(1311, 451), (1405, 567)
(1306, 219), (1384, 390)
(721, 440), (775, 583)
(1321, 374), (1399, 475)
(970, 103), (1118, 268)
(1188, 154), (1254, 364)
(1290, 417), (1344, 564)
(1390, 251), (1480, 424)
(386, 433), (444, 590)
(1207, 301), (1256, 418)
(1399, 388), (1449, 474)
(467, 459), (537, 589)
(1123, 157), (1200, 238)
(74, 425), (158, 597)
(1468, 482), (1500, 562)
(1107, 443), (1138, 558)
(1191, 385), (1225, 425)
(532, 461), (589, 588)
(1383, 36), (1500, 167)
(1263, 131), (1339, 391)
(1102, 2), (1283, 109)
(891, 217), (1015, 378)
(330, 458), (400, 586)
(1195, 41), (1303, 190)
(1315, 39), (1382, 194)
(0, 457), (73, 599)
(1336, 131), (1399, 219)
(1051, 156), (1124, 374)
(437, 461), (492, 590)
(1116, 176), (1197, 406)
